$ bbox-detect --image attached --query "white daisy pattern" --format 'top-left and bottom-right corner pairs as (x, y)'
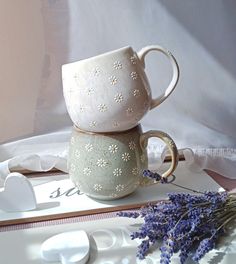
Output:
(132, 167), (139, 175)
(109, 144), (118, 153)
(122, 152), (131, 162)
(113, 61), (122, 70)
(140, 154), (146, 163)
(74, 181), (82, 190)
(83, 167), (91, 176)
(86, 87), (95, 95)
(128, 141), (136, 150)
(113, 168), (122, 177)
(133, 89), (140, 97)
(93, 67), (101, 76)
(93, 183), (102, 191)
(89, 121), (97, 128)
(109, 75), (118, 85)
(134, 182), (139, 189)
(67, 88), (74, 96)
(126, 107), (134, 116)
(98, 103), (108, 112)
(130, 71), (138, 80)
(85, 143), (93, 152)
(110, 193), (118, 198)
(130, 55), (137, 64)
(143, 101), (149, 109)
(114, 93), (124, 103)
(96, 159), (108, 168)
(116, 184), (125, 192)
(70, 163), (76, 172)
(73, 72), (79, 81)
(75, 150), (80, 158)
(79, 104), (85, 113)
(113, 121), (120, 128)
(70, 137), (75, 145)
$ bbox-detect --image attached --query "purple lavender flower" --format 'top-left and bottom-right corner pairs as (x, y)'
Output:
(179, 238), (192, 264)
(136, 239), (150, 259)
(116, 211), (139, 218)
(192, 238), (215, 261)
(118, 169), (236, 263)
(143, 169), (161, 181)
(179, 249), (188, 264)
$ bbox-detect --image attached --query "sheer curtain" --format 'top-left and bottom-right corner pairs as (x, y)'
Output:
(0, 0), (236, 187)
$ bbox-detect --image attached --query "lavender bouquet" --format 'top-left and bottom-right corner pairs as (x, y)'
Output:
(118, 170), (236, 263)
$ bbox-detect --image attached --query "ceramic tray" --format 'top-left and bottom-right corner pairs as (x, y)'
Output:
(0, 214), (235, 264)
(0, 163), (220, 226)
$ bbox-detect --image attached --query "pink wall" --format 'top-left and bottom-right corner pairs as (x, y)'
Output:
(0, 0), (44, 143)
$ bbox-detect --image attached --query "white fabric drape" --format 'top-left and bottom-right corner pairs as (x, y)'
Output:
(0, 0), (236, 185)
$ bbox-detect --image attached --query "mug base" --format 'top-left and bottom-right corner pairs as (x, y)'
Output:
(74, 123), (139, 134)
(84, 189), (136, 201)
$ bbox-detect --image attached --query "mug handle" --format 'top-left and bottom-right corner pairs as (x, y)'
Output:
(140, 130), (179, 179)
(137, 45), (180, 109)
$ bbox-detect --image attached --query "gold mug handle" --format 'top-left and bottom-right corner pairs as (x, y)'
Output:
(140, 130), (179, 182)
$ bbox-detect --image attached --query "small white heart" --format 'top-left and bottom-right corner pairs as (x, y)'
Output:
(41, 230), (90, 264)
(0, 172), (37, 212)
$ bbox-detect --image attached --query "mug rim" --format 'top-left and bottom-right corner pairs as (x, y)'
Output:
(62, 46), (134, 69)
(73, 124), (141, 135)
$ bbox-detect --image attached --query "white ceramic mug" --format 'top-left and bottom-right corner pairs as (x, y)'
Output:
(62, 45), (179, 132)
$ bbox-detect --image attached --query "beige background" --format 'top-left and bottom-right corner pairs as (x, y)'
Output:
(0, 0), (44, 143)
(0, 1), (235, 182)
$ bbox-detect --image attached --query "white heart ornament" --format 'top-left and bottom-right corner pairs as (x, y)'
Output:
(0, 172), (37, 212)
(41, 230), (90, 264)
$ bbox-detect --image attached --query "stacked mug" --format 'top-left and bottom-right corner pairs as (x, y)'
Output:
(62, 45), (180, 200)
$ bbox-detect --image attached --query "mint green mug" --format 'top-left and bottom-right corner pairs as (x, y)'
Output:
(68, 125), (178, 200)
